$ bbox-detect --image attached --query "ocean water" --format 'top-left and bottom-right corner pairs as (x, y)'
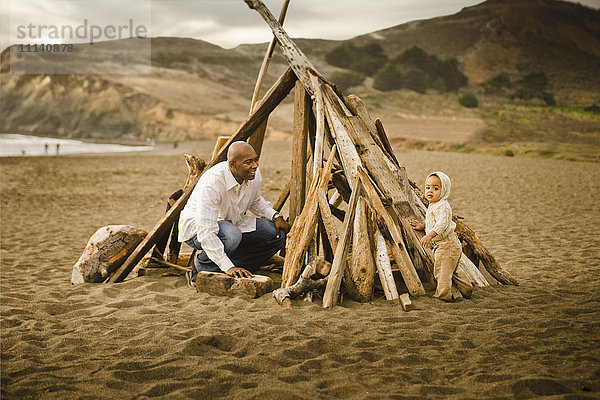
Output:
(0, 134), (154, 157)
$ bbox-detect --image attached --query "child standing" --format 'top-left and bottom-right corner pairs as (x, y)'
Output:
(410, 172), (473, 302)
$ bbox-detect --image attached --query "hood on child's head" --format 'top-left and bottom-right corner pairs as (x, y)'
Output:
(427, 171), (451, 201)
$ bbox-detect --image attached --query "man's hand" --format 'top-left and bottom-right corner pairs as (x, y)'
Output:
(409, 219), (425, 231)
(273, 216), (291, 238)
(226, 267), (253, 278)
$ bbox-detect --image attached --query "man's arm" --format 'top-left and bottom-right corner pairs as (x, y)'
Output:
(194, 186), (236, 273)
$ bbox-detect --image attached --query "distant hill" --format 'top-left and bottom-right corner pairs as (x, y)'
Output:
(1, 0), (598, 143)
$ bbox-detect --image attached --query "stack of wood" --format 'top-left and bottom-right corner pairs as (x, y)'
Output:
(105, 0), (517, 309)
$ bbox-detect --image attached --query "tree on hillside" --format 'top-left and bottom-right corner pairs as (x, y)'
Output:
(511, 72), (556, 105)
(325, 43), (388, 76)
(372, 46), (467, 93)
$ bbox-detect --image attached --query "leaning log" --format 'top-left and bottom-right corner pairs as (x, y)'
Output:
(454, 219), (518, 285)
(322, 177), (363, 308)
(281, 145), (337, 287)
(349, 197), (376, 302)
(273, 264), (327, 308)
(289, 81), (310, 225)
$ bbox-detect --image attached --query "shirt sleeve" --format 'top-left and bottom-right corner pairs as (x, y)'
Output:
(195, 185), (235, 272)
(431, 204), (453, 239)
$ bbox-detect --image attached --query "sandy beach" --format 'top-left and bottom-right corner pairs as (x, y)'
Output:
(1, 141), (599, 399)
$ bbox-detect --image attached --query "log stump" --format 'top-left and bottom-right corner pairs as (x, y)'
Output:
(72, 225), (147, 284)
(195, 272), (274, 299)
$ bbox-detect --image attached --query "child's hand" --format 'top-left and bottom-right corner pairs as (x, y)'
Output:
(409, 219), (425, 231)
(420, 232), (436, 246)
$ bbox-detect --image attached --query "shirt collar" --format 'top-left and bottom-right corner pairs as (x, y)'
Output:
(224, 162), (242, 191)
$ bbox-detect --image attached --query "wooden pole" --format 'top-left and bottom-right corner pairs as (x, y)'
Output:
(273, 179), (291, 212)
(249, 0), (291, 110)
(375, 228), (399, 301)
(322, 176), (362, 308)
(281, 145), (337, 287)
(209, 67), (297, 167)
(244, 0), (320, 94)
(349, 197), (376, 302)
(247, 0), (291, 156)
(290, 81), (310, 225)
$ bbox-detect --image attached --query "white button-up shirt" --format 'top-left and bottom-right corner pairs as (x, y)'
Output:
(178, 161), (277, 272)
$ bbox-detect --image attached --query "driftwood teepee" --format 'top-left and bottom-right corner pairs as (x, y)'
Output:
(107, 0), (517, 310)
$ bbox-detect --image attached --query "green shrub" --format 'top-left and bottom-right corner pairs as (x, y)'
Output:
(329, 71), (365, 91)
(511, 72), (555, 105)
(373, 46), (467, 93)
(325, 43), (388, 76)
(459, 92), (478, 108)
(483, 73), (512, 95)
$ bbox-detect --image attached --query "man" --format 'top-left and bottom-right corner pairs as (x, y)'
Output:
(178, 141), (290, 286)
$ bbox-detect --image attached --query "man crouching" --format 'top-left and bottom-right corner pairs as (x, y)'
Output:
(178, 141), (290, 286)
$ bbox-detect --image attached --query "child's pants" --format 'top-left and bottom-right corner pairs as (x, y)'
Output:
(432, 233), (473, 301)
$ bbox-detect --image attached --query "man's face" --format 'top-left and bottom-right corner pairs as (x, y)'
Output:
(229, 147), (259, 183)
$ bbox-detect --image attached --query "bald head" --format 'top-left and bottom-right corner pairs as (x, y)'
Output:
(227, 141), (259, 183)
(227, 141), (256, 163)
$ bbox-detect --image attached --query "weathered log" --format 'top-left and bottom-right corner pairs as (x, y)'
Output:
(322, 177), (362, 308)
(375, 228), (399, 301)
(72, 225), (147, 284)
(211, 137), (230, 163)
(273, 264), (327, 307)
(374, 118), (400, 168)
(244, 0), (319, 95)
(290, 81), (310, 225)
(155, 189), (183, 257)
(196, 272), (274, 299)
(281, 145), (337, 287)
(274, 179), (291, 212)
(249, 0), (291, 109)
(357, 166), (426, 296)
(209, 67), (298, 167)
(399, 293), (414, 311)
(149, 257), (191, 272)
(310, 72), (326, 176)
(349, 197), (376, 302)
(454, 219), (518, 285)
(323, 86), (412, 217)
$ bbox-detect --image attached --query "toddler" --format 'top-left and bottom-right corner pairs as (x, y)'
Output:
(410, 172), (473, 301)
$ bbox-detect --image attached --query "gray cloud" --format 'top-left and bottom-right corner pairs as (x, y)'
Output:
(1, 0), (599, 51)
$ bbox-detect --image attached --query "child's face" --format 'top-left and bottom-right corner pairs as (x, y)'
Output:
(425, 175), (442, 203)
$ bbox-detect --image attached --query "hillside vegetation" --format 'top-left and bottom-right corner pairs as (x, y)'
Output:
(1, 0), (599, 160)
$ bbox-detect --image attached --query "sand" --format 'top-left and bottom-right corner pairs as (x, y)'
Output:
(1, 141), (599, 399)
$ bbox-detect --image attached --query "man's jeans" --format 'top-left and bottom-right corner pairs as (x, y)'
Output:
(184, 219), (286, 274)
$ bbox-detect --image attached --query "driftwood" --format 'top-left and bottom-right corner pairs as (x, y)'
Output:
(155, 189), (183, 257)
(196, 272), (274, 299)
(290, 81), (310, 225)
(273, 179), (291, 212)
(357, 166), (426, 296)
(281, 145), (337, 287)
(322, 176), (362, 308)
(349, 197), (376, 302)
(399, 293), (415, 311)
(454, 219), (518, 285)
(273, 264), (328, 308)
(375, 229), (399, 301)
(149, 257), (191, 272)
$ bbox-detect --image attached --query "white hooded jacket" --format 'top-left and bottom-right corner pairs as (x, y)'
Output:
(424, 171), (456, 243)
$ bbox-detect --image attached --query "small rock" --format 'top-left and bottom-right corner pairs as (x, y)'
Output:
(71, 225), (147, 284)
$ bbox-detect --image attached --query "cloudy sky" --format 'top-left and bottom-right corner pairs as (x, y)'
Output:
(1, 0), (599, 51)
